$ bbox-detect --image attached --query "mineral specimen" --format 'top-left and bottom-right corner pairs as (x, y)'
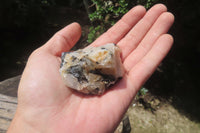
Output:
(60, 43), (124, 95)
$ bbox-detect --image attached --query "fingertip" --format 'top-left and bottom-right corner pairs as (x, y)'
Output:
(130, 5), (146, 17)
(168, 12), (175, 24)
(60, 22), (82, 37)
(160, 12), (175, 24)
(43, 22), (82, 56)
(154, 3), (167, 10)
(71, 22), (82, 40)
(134, 5), (146, 13)
(151, 3), (167, 12)
(158, 34), (174, 51)
(121, 4), (146, 24)
(164, 34), (174, 45)
(71, 22), (81, 27)
(161, 34), (173, 41)
(71, 22), (82, 32)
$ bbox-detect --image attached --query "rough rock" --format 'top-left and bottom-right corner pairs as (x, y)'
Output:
(60, 43), (124, 95)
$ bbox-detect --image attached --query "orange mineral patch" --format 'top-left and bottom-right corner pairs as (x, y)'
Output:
(94, 51), (108, 61)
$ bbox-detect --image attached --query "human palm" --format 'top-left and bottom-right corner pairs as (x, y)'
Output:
(8, 4), (174, 133)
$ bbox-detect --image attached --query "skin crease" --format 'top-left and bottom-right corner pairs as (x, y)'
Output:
(7, 4), (174, 133)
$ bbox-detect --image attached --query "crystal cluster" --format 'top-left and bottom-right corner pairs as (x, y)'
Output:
(60, 43), (124, 95)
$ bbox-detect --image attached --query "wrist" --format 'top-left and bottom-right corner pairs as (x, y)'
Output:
(7, 111), (39, 133)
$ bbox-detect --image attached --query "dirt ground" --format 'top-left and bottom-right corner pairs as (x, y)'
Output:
(126, 94), (200, 133)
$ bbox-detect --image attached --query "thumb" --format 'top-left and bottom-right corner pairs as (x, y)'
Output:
(42, 22), (82, 56)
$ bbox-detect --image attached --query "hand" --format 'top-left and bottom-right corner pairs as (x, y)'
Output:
(8, 4), (174, 133)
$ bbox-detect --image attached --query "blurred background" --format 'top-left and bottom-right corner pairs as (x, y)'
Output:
(0, 0), (200, 130)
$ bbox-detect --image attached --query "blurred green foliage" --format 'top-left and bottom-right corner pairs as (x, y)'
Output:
(86, 0), (165, 43)
(88, 25), (106, 43)
(138, 87), (149, 96)
(138, 0), (161, 9)
(87, 0), (129, 43)
(89, 0), (128, 22)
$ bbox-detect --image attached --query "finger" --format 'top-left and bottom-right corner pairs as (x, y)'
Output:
(42, 22), (82, 56)
(118, 4), (167, 59)
(128, 34), (173, 91)
(100, 34), (173, 112)
(123, 12), (174, 72)
(95, 35), (173, 121)
(91, 5), (146, 47)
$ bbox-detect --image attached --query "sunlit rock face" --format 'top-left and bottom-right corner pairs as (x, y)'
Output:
(60, 43), (124, 95)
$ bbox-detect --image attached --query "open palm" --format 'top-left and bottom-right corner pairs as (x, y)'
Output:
(9, 4), (174, 133)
